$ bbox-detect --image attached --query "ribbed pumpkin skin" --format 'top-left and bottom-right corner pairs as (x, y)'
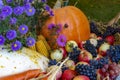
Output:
(40, 6), (90, 48)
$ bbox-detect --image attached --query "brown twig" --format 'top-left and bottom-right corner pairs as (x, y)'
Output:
(107, 12), (120, 26)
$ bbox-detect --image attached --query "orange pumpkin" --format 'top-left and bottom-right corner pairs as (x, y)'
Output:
(40, 6), (90, 49)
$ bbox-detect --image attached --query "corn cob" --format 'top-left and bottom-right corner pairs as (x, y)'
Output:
(36, 40), (49, 57)
(37, 35), (51, 51)
(29, 44), (36, 51)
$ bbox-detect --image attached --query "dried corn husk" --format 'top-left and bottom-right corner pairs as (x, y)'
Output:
(37, 35), (51, 51)
(36, 40), (49, 57)
(29, 44), (36, 51)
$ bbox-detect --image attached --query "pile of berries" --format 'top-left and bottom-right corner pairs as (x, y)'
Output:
(46, 22), (120, 80)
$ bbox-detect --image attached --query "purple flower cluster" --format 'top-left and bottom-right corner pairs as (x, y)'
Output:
(0, 14), (6, 20)
(0, 35), (5, 45)
(9, 17), (17, 25)
(18, 24), (28, 34)
(11, 40), (22, 51)
(6, 0), (13, 3)
(6, 30), (17, 40)
(41, 0), (47, 3)
(26, 37), (35, 47)
(24, 0), (33, 4)
(0, 0), (42, 51)
(57, 35), (67, 47)
(56, 24), (62, 34)
(1, 6), (12, 16)
(44, 5), (54, 16)
(48, 23), (55, 29)
(13, 6), (24, 16)
(25, 7), (36, 16)
(0, 0), (3, 9)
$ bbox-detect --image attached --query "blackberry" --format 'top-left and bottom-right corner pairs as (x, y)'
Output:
(84, 40), (97, 58)
(98, 56), (109, 68)
(75, 64), (97, 80)
(107, 45), (120, 63)
(102, 26), (119, 38)
(89, 60), (101, 69)
(90, 22), (102, 36)
(89, 57), (109, 69)
(96, 39), (105, 49)
(69, 47), (81, 63)
(48, 59), (57, 66)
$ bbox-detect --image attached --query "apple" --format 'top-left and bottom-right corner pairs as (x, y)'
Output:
(59, 47), (67, 59)
(78, 50), (93, 63)
(99, 43), (110, 56)
(73, 75), (90, 80)
(97, 36), (103, 40)
(89, 38), (98, 47)
(78, 41), (85, 49)
(105, 35), (115, 45)
(61, 69), (76, 80)
(90, 33), (97, 39)
(65, 40), (78, 52)
(76, 61), (89, 66)
(50, 49), (63, 61)
(65, 60), (75, 70)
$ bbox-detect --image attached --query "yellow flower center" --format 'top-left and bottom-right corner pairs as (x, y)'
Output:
(14, 44), (17, 47)
(22, 27), (25, 30)
(29, 9), (32, 12)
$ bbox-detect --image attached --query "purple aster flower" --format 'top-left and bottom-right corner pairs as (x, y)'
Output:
(0, 0), (3, 9)
(6, 0), (12, 3)
(26, 37), (36, 46)
(0, 35), (5, 45)
(6, 30), (17, 40)
(18, 24), (28, 34)
(29, 0), (33, 3)
(13, 6), (24, 16)
(57, 35), (67, 47)
(41, 0), (47, 3)
(56, 24), (62, 34)
(11, 40), (22, 51)
(1, 6), (12, 16)
(24, 0), (33, 3)
(9, 17), (17, 25)
(0, 13), (6, 20)
(25, 7), (36, 16)
(49, 10), (54, 16)
(48, 23), (55, 29)
(24, 3), (31, 9)
(44, 5), (50, 12)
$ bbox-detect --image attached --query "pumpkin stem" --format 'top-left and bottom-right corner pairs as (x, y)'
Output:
(74, 0), (80, 6)
(53, 0), (69, 9)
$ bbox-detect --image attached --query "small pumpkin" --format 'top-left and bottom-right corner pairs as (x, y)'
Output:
(40, 6), (90, 49)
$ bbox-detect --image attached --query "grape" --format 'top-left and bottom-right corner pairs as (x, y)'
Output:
(75, 64), (97, 80)
(102, 26), (120, 38)
(48, 59), (57, 66)
(69, 47), (81, 63)
(83, 40), (97, 58)
(116, 75), (120, 80)
(96, 39), (105, 49)
(90, 22), (102, 36)
(101, 67), (106, 73)
(109, 70), (115, 76)
(99, 63), (120, 80)
(107, 45), (120, 63)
